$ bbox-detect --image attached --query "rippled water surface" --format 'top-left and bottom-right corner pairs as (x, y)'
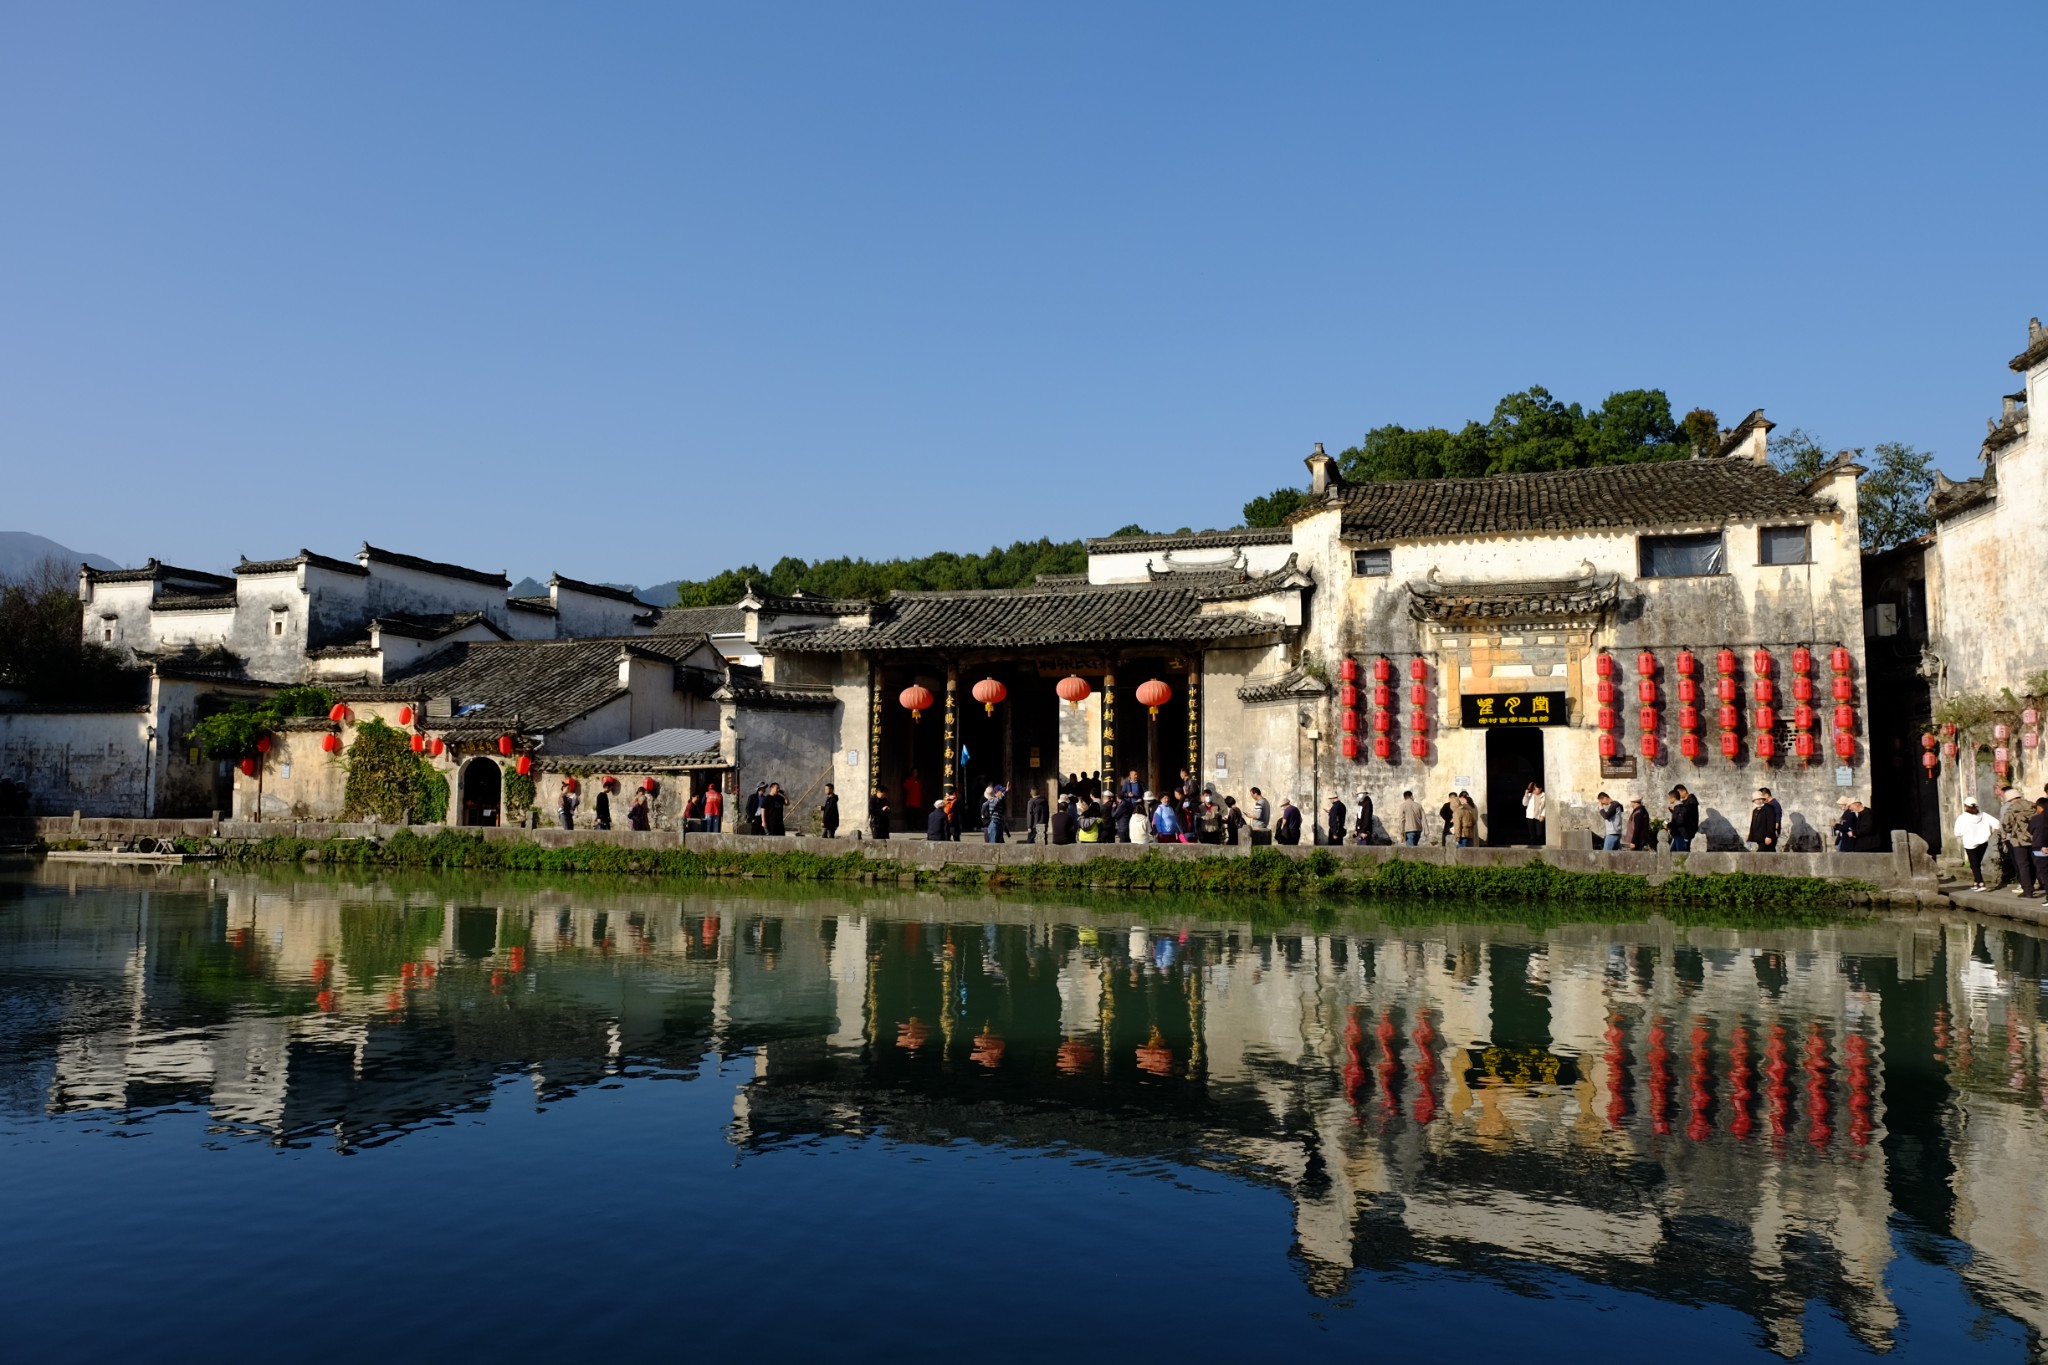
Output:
(4, 866), (2047, 1362)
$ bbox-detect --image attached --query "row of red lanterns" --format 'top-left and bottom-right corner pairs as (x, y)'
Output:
(1337, 657), (1430, 763)
(897, 675), (1175, 719)
(1601, 646), (1856, 764)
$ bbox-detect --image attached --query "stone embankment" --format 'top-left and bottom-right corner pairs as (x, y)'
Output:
(6, 814), (1944, 908)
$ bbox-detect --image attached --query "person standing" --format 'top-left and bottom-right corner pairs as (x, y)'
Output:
(1747, 788), (1782, 852)
(902, 771), (924, 832)
(1850, 799), (1883, 851)
(1223, 795), (1247, 845)
(2030, 797), (2048, 904)
(1626, 797), (1652, 851)
(594, 784), (612, 831)
(1326, 795), (1347, 847)
(1525, 783), (1547, 847)
(1666, 786), (1699, 852)
(1025, 787), (1047, 844)
(745, 784), (766, 835)
(1274, 798), (1302, 846)
(2001, 787), (2031, 892)
(627, 792), (651, 831)
(1120, 769), (1144, 805)
(1050, 795), (1076, 845)
(1129, 795), (1153, 844)
(1953, 797), (1998, 891)
(1151, 795), (1184, 843)
(1439, 795), (1456, 846)
(557, 785), (576, 831)
(1249, 788), (1271, 840)
(1198, 794), (1225, 844)
(868, 787), (891, 840)
(1831, 798), (1858, 853)
(763, 783), (787, 836)
(1398, 790), (1424, 846)
(1595, 792), (1623, 850)
(1355, 790), (1375, 845)
(1451, 794), (1478, 848)
(982, 784), (1006, 843)
(704, 782), (724, 834)
(820, 783), (839, 838)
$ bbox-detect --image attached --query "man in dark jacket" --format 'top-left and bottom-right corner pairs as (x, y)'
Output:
(1850, 800), (1883, 851)
(819, 784), (839, 838)
(2029, 799), (2048, 902)
(1326, 796), (1347, 847)
(762, 783), (787, 836)
(1355, 791), (1375, 845)
(1626, 798), (1653, 850)
(927, 800), (950, 842)
(1666, 786), (1700, 851)
(868, 788), (891, 840)
(1746, 787), (1781, 852)
(1049, 797), (1076, 845)
(1275, 799), (1303, 846)
(1025, 789), (1047, 843)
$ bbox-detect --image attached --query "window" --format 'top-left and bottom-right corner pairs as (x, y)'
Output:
(1639, 533), (1725, 578)
(102, 626), (113, 642)
(1352, 548), (1392, 577)
(1758, 524), (1810, 566)
(273, 619), (285, 636)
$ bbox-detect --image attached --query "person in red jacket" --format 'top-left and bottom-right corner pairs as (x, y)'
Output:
(702, 783), (724, 834)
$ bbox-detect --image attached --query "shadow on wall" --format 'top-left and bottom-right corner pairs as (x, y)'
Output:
(1700, 807), (1741, 848)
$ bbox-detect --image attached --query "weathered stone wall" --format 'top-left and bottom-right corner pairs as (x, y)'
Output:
(734, 704), (840, 826)
(0, 710), (152, 816)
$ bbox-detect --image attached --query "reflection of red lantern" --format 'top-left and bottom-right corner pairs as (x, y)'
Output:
(1941, 741), (1958, 758)
(255, 735), (272, 753)
(322, 732), (341, 753)
(1922, 751), (1937, 773)
(515, 754), (532, 775)
(430, 738), (445, 756)
(971, 677), (1008, 715)
(1920, 733), (1936, 750)
(498, 734), (514, 755)
(410, 733), (425, 753)
(1341, 733), (1359, 760)
(240, 757), (257, 777)
(398, 706), (413, 727)
(1056, 675), (1091, 708)
(642, 777), (658, 793)
(899, 685), (934, 721)
(564, 777), (580, 793)
(1136, 679), (1173, 715)
(1338, 657), (1358, 682)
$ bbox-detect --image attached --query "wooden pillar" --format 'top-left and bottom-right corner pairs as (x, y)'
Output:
(943, 665), (960, 795)
(1100, 666), (1117, 790)
(1187, 667), (1201, 789)
(1001, 677), (1015, 818)
(868, 658), (884, 805)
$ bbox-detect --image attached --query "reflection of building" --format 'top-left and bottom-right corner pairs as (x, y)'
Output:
(5, 866), (2047, 1352)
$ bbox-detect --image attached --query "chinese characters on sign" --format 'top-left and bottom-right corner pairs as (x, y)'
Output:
(1458, 691), (1568, 727)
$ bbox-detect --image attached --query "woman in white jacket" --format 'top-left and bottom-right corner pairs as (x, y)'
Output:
(1954, 797), (1999, 891)
(1129, 794), (1154, 845)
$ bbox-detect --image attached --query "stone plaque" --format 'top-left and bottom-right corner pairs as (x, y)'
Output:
(1459, 691), (1567, 727)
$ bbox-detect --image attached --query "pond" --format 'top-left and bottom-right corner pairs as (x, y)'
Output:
(1, 865), (2043, 1361)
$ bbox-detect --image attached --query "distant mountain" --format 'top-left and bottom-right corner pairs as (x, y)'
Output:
(510, 574), (672, 604)
(509, 576), (547, 598)
(0, 532), (121, 581)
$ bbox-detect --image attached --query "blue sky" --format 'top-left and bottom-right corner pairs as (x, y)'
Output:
(3, 2), (2042, 586)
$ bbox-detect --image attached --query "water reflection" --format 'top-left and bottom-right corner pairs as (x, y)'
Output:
(3, 866), (2046, 1357)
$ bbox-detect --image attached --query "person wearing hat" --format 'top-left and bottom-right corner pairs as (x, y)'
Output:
(1953, 796), (1999, 891)
(2001, 786), (2033, 893)
(1831, 797), (1858, 853)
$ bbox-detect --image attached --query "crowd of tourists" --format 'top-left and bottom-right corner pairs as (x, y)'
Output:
(1955, 784), (2048, 901)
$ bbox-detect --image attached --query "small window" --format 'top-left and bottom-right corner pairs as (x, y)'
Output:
(103, 626), (114, 642)
(1353, 548), (1392, 577)
(273, 619), (285, 636)
(1639, 533), (1725, 578)
(1759, 525), (1810, 566)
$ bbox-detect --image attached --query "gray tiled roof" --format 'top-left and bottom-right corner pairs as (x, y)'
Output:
(507, 596), (558, 614)
(372, 611), (506, 642)
(650, 604), (747, 636)
(2011, 317), (2048, 374)
(85, 559), (236, 590)
(1405, 571), (1623, 622)
(766, 581), (1295, 654)
(235, 549), (368, 577)
(339, 635), (707, 733)
(151, 592), (239, 612)
(1085, 527), (1294, 552)
(591, 727), (722, 758)
(1332, 460), (1833, 541)
(359, 543), (509, 588)
(549, 573), (650, 606)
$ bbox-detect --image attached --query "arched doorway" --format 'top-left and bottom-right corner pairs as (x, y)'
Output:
(460, 758), (502, 827)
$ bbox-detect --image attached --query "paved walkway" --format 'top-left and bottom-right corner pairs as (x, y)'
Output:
(1939, 880), (2048, 927)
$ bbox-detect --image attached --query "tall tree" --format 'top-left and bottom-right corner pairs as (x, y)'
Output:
(1858, 441), (1935, 550)
(1241, 487), (1309, 527)
(0, 558), (133, 703)
(1768, 426), (1830, 484)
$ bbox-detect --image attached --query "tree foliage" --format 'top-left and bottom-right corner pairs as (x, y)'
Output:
(187, 686), (334, 760)
(672, 536), (1092, 606)
(1768, 426), (1830, 484)
(1857, 441), (1935, 551)
(0, 557), (134, 703)
(339, 717), (447, 822)
(1241, 487), (1310, 527)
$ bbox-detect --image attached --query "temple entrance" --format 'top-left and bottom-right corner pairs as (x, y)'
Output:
(459, 758), (502, 827)
(1484, 728), (1543, 846)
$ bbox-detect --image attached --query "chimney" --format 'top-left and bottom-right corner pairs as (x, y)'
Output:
(1304, 441), (1342, 496)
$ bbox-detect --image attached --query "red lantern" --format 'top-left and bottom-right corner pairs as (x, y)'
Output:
(1754, 678), (1776, 703)
(899, 684), (934, 721)
(642, 777), (658, 793)
(1718, 705), (1738, 730)
(1941, 741), (1958, 758)
(328, 702), (349, 723)
(1680, 733), (1702, 759)
(430, 738), (445, 756)
(1373, 657), (1392, 683)
(1597, 680), (1616, 705)
(1752, 648), (1773, 676)
(1641, 733), (1660, 759)
(398, 705), (413, 727)
(1792, 646), (1813, 675)
(1716, 649), (1736, 676)
(321, 733), (341, 753)
(1791, 677), (1813, 702)
(239, 757), (257, 777)
(1756, 733), (1777, 759)
(1637, 680), (1656, 704)
(1338, 658), (1358, 682)
(1136, 679), (1173, 715)
(1341, 734), (1360, 760)
(410, 733), (425, 753)
(1638, 706), (1658, 731)
(1598, 707), (1617, 731)
(1341, 710), (1360, 733)
(1922, 751), (1938, 773)
(1338, 684), (1358, 709)
(1372, 684), (1391, 709)
(1717, 677), (1737, 702)
(1677, 677), (1698, 704)
(497, 734), (514, 755)
(1056, 675), (1092, 708)
(1636, 651), (1656, 676)
(1830, 646), (1852, 673)
(1793, 704), (1814, 730)
(1755, 706), (1776, 731)
(1831, 677), (1853, 701)
(1676, 650), (1697, 677)
(1720, 732), (1739, 758)
(1410, 735), (1428, 759)
(1373, 734), (1393, 760)
(1678, 705), (1700, 731)
(255, 735), (272, 753)
(1409, 711), (1429, 734)
(971, 677), (1008, 715)
(1833, 705), (1855, 731)
(1795, 733), (1816, 759)
(1596, 653), (1615, 678)
(1835, 733), (1856, 759)
(1920, 733), (1936, 750)
(515, 754), (532, 775)
(1599, 733), (1618, 758)
(1409, 684), (1426, 707)
(1409, 657), (1427, 681)
(1371, 710), (1391, 733)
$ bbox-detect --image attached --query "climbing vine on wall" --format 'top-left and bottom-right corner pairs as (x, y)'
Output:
(341, 718), (447, 823)
(504, 767), (535, 817)
(186, 685), (334, 760)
